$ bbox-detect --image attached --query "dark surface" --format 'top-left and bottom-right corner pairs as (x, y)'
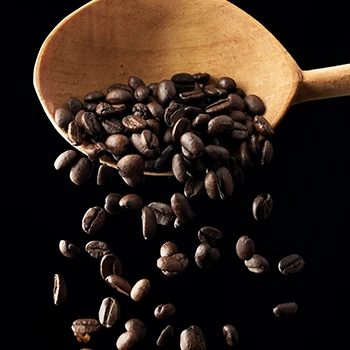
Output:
(6, 0), (349, 349)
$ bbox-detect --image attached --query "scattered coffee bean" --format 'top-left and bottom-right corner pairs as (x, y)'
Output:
(59, 239), (81, 258)
(273, 302), (298, 317)
(223, 324), (239, 346)
(100, 253), (123, 279)
(119, 194), (144, 210)
(105, 274), (132, 296)
(104, 193), (124, 215)
(116, 331), (140, 350)
(82, 206), (106, 234)
(130, 278), (151, 302)
(156, 325), (174, 347)
(244, 254), (269, 274)
(194, 242), (218, 268)
(252, 193), (273, 221)
(180, 325), (206, 350)
(98, 297), (120, 328)
(85, 240), (110, 258)
(154, 303), (176, 319)
(53, 273), (67, 305)
(235, 235), (255, 260)
(141, 206), (157, 239)
(70, 157), (94, 185)
(54, 150), (78, 170)
(160, 241), (179, 257)
(71, 318), (101, 337)
(278, 254), (305, 275)
(148, 202), (176, 226)
(198, 226), (223, 246)
(125, 318), (146, 339)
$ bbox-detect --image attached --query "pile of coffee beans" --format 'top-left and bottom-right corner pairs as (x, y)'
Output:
(52, 72), (304, 349)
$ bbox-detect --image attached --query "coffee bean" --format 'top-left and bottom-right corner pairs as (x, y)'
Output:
(253, 115), (274, 138)
(106, 88), (133, 104)
(54, 107), (74, 129)
(192, 113), (211, 131)
(184, 176), (205, 199)
(261, 139), (274, 165)
(147, 100), (165, 120)
(85, 240), (110, 258)
(180, 325), (206, 350)
(273, 302), (298, 317)
(125, 318), (146, 339)
(84, 90), (106, 102)
(53, 273), (67, 305)
(116, 154), (145, 186)
(207, 115), (235, 136)
(104, 193), (124, 214)
(98, 297), (120, 328)
(141, 206), (157, 240)
(154, 144), (176, 172)
(170, 192), (195, 224)
(216, 77), (237, 92)
(67, 120), (83, 146)
(244, 254), (269, 274)
(102, 117), (125, 134)
(203, 83), (227, 99)
(223, 324), (239, 346)
(157, 255), (186, 277)
(204, 170), (220, 200)
(172, 153), (189, 183)
(82, 206), (106, 234)
(278, 254), (305, 275)
(252, 193), (273, 221)
(195, 243), (218, 268)
(100, 253), (123, 279)
(172, 118), (192, 143)
(119, 194), (143, 210)
(160, 241), (179, 257)
(198, 226), (223, 246)
(238, 141), (254, 168)
(244, 94), (266, 116)
(157, 325), (174, 347)
(216, 166), (234, 200)
(157, 80), (177, 106)
(116, 331), (140, 350)
(204, 144), (230, 161)
(128, 75), (146, 90)
(134, 85), (150, 103)
(148, 202), (176, 226)
(154, 303), (176, 319)
(130, 133), (161, 158)
(130, 278), (151, 302)
(59, 240), (81, 258)
(164, 101), (186, 127)
(180, 132), (205, 159)
(179, 89), (206, 105)
(81, 111), (102, 136)
(105, 274), (132, 296)
(69, 157), (94, 185)
(122, 115), (148, 133)
(97, 164), (116, 186)
(68, 97), (84, 115)
(71, 318), (101, 335)
(105, 134), (130, 156)
(229, 110), (246, 123)
(235, 235), (255, 260)
(54, 150), (78, 170)
(192, 72), (210, 84)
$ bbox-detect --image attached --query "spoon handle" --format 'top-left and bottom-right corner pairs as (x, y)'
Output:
(293, 64), (350, 104)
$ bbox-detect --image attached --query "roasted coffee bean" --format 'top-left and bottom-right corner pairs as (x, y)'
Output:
(54, 107), (74, 129)
(53, 273), (67, 305)
(97, 163), (116, 186)
(116, 154), (145, 186)
(235, 87), (246, 98)
(134, 85), (150, 102)
(157, 255), (186, 277)
(130, 133), (161, 158)
(100, 253), (123, 279)
(235, 235), (255, 260)
(244, 254), (269, 274)
(252, 193), (273, 221)
(278, 254), (305, 275)
(54, 150), (78, 170)
(170, 192), (195, 223)
(108, 83), (133, 94)
(141, 206), (157, 240)
(231, 121), (248, 140)
(104, 193), (124, 214)
(132, 102), (149, 118)
(85, 240), (110, 258)
(116, 331), (139, 350)
(82, 206), (106, 234)
(147, 100), (165, 120)
(261, 139), (273, 165)
(157, 79), (177, 106)
(106, 88), (133, 104)
(130, 278), (151, 302)
(192, 113), (211, 131)
(198, 226), (223, 246)
(154, 303), (176, 319)
(164, 101), (186, 127)
(180, 132), (205, 159)
(192, 72), (210, 84)
(171, 72), (195, 92)
(99, 297), (120, 328)
(148, 202), (176, 226)
(194, 242), (216, 268)
(273, 302), (298, 317)
(125, 318), (146, 339)
(72, 318), (101, 336)
(172, 153), (189, 183)
(70, 157), (94, 185)
(229, 109), (246, 123)
(253, 115), (274, 138)
(204, 170), (220, 200)
(207, 115), (235, 136)
(216, 76), (236, 92)
(81, 111), (102, 136)
(180, 325), (206, 350)
(203, 83), (227, 99)
(184, 105), (204, 119)
(104, 134), (130, 156)
(179, 89), (206, 105)
(102, 117), (125, 134)
(95, 101), (116, 118)
(59, 240), (81, 258)
(119, 194), (143, 210)
(184, 176), (204, 199)
(238, 141), (254, 168)
(204, 144), (230, 161)
(85, 142), (106, 160)
(171, 253), (190, 271)
(160, 241), (179, 257)
(128, 75), (146, 90)
(205, 96), (236, 115)
(157, 325), (174, 347)
(163, 127), (175, 145)
(249, 134), (261, 155)
(140, 129), (159, 149)
(172, 118), (192, 143)
(106, 274), (132, 296)
(244, 94), (266, 116)
(84, 90), (105, 102)
(122, 115), (147, 133)
(223, 324), (239, 346)
(67, 120), (83, 146)
(154, 144), (176, 171)
(68, 97), (84, 115)
(216, 166), (234, 200)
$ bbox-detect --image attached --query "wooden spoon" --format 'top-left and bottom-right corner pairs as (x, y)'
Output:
(33, 0), (350, 176)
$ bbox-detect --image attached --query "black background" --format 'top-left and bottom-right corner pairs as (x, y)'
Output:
(6, 0), (349, 349)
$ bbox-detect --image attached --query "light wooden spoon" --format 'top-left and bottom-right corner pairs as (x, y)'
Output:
(33, 0), (350, 176)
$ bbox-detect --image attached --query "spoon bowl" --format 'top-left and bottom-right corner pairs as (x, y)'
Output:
(33, 0), (350, 176)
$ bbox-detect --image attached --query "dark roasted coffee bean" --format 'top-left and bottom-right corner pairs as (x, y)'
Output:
(54, 107), (74, 129)
(231, 121), (248, 140)
(145, 118), (163, 138)
(100, 253), (123, 279)
(172, 118), (192, 143)
(128, 75), (146, 90)
(105, 134), (130, 156)
(235, 87), (246, 98)
(130, 278), (151, 302)
(192, 72), (210, 84)
(81, 111), (102, 136)
(134, 85), (150, 103)
(102, 117), (125, 134)
(53, 273), (67, 305)
(99, 297), (120, 328)
(119, 194), (143, 210)
(108, 83), (133, 94)
(72, 318), (100, 338)
(179, 89), (206, 104)
(160, 241), (179, 257)
(106, 88), (133, 104)
(238, 141), (254, 168)
(121, 174), (146, 188)
(116, 154), (145, 184)
(229, 109), (246, 123)
(171, 72), (195, 92)
(216, 77), (236, 92)
(170, 192), (195, 223)
(183, 157), (206, 177)
(204, 170), (219, 200)
(97, 164), (116, 186)
(164, 101), (186, 127)
(167, 253), (189, 274)
(278, 254), (305, 275)
(70, 157), (94, 185)
(154, 303), (176, 319)
(184, 176), (205, 198)
(140, 129), (159, 149)
(207, 115), (235, 136)
(116, 331), (140, 350)
(85, 102), (97, 112)
(236, 235), (255, 260)
(106, 274), (132, 296)
(84, 90), (105, 102)
(144, 158), (157, 171)
(198, 226), (223, 246)
(195, 242), (216, 268)
(148, 202), (176, 226)
(125, 318), (146, 339)
(130, 133), (161, 158)
(261, 139), (273, 165)
(223, 324), (239, 346)
(67, 120), (83, 146)
(157, 325), (174, 347)
(104, 193), (124, 214)
(180, 132), (205, 159)
(180, 325), (206, 350)
(244, 94), (266, 116)
(253, 115), (274, 138)
(245, 254), (269, 274)
(226, 156), (244, 186)
(273, 302), (298, 317)
(85, 240), (110, 258)
(192, 113), (211, 131)
(59, 240), (81, 258)
(204, 144), (230, 161)
(184, 105), (204, 119)
(147, 100), (165, 120)
(54, 150), (78, 170)
(68, 97), (84, 115)
(216, 166), (234, 200)
(95, 102), (116, 118)
(227, 93), (246, 111)
(172, 153), (189, 183)
(163, 127), (175, 145)
(252, 193), (273, 221)
(154, 144), (176, 171)
(82, 206), (106, 234)
(110, 103), (128, 116)
(157, 79), (177, 106)
(141, 206), (157, 240)
(157, 256), (185, 276)
(132, 102), (149, 118)
(249, 134), (261, 155)
(122, 115), (147, 133)
(203, 83), (227, 99)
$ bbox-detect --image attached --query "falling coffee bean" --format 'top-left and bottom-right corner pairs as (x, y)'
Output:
(278, 254), (305, 275)
(244, 254), (269, 274)
(130, 278), (151, 302)
(53, 273), (67, 305)
(160, 241), (179, 257)
(125, 318), (146, 339)
(157, 325), (174, 347)
(252, 193), (273, 221)
(98, 297), (120, 328)
(223, 324), (239, 346)
(59, 240), (81, 258)
(116, 331), (140, 350)
(180, 325), (206, 350)
(235, 235), (255, 260)
(100, 253), (123, 279)
(85, 240), (110, 258)
(106, 274), (132, 296)
(198, 226), (223, 246)
(71, 318), (101, 337)
(141, 206), (157, 239)
(154, 303), (176, 319)
(82, 206), (106, 234)
(273, 302), (298, 317)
